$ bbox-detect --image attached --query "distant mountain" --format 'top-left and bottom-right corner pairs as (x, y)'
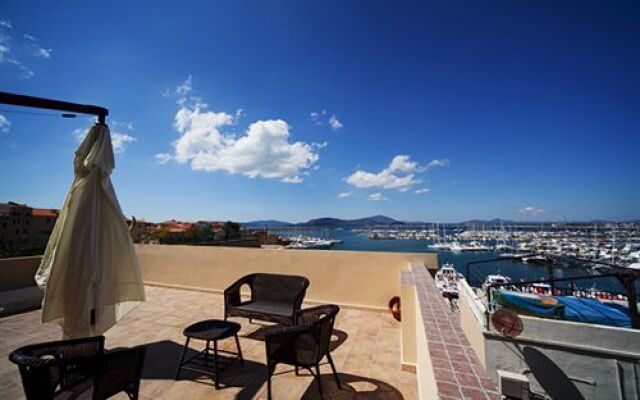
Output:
(241, 216), (637, 229)
(241, 220), (293, 228)
(302, 215), (404, 228)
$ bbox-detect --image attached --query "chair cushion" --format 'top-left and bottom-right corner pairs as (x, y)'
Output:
(232, 301), (292, 318)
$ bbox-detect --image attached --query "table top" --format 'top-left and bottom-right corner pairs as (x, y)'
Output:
(183, 319), (241, 341)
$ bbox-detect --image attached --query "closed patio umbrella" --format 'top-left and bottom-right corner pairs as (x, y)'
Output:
(35, 123), (145, 338)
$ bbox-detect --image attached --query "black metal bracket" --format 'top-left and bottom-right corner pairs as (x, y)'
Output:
(0, 91), (108, 123)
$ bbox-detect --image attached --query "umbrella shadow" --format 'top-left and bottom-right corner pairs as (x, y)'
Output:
(245, 325), (349, 352)
(523, 346), (585, 400)
(299, 372), (405, 399)
(133, 340), (267, 400)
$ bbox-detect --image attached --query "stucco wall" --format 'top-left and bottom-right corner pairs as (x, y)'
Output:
(458, 280), (487, 368)
(458, 282), (640, 399)
(401, 271), (417, 369)
(136, 244), (437, 310)
(0, 256), (41, 291)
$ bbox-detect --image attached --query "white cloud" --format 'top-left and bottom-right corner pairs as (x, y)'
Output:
(329, 115), (343, 130)
(281, 176), (303, 184)
(389, 155), (422, 173)
(233, 108), (244, 124)
(310, 110), (326, 125)
(518, 206), (544, 216)
(0, 36), (10, 64)
(368, 192), (388, 201)
(175, 75), (193, 97)
(0, 25), (51, 78)
(72, 123), (137, 153)
(415, 188), (430, 194)
(346, 155), (449, 192)
(111, 133), (136, 153)
(311, 110), (343, 130)
(160, 77), (322, 183)
(426, 159), (449, 169)
(346, 155), (422, 192)
(35, 47), (52, 58)
(0, 114), (11, 133)
(154, 153), (173, 164)
(338, 191), (352, 198)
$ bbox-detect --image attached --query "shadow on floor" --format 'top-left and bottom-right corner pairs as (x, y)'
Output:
(523, 346), (585, 400)
(298, 372), (405, 400)
(134, 340), (267, 400)
(245, 325), (349, 352)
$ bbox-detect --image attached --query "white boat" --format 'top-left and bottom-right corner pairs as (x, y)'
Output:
(428, 242), (448, 250)
(435, 263), (464, 297)
(482, 274), (512, 292)
(286, 236), (334, 249)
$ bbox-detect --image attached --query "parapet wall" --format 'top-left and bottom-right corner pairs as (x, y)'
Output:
(136, 244), (437, 310)
(0, 256), (41, 291)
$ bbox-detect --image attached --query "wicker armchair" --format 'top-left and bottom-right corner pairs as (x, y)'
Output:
(8, 336), (146, 400)
(264, 304), (341, 400)
(224, 273), (310, 326)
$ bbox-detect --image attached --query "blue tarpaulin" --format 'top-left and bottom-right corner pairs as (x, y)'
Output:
(493, 291), (563, 318)
(556, 296), (631, 328)
(493, 291), (631, 328)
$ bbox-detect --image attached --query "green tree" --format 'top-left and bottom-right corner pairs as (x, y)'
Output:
(149, 228), (171, 243)
(185, 225), (206, 242)
(222, 221), (241, 241)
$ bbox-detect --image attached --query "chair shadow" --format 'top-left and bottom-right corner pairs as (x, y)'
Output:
(523, 346), (585, 400)
(245, 325), (349, 352)
(132, 340), (267, 400)
(299, 372), (405, 400)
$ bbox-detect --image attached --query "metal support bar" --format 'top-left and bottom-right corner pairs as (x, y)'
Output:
(0, 91), (108, 123)
(617, 273), (640, 329)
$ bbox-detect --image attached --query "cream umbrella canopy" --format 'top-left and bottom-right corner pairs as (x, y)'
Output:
(35, 123), (145, 338)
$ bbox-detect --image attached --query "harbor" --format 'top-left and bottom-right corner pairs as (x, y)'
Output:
(267, 223), (640, 298)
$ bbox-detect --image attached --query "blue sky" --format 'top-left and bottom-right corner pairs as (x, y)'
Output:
(0, 1), (638, 223)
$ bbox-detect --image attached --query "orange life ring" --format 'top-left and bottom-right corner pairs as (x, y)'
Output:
(388, 296), (401, 322)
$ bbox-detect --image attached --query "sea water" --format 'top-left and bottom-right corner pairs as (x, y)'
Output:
(271, 228), (630, 294)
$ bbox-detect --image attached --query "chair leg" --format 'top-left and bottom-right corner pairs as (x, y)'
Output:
(175, 337), (190, 380)
(235, 334), (244, 365)
(326, 353), (341, 389)
(315, 363), (323, 399)
(295, 365), (299, 375)
(267, 364), (274, 400)
(213, 340), (219, 389)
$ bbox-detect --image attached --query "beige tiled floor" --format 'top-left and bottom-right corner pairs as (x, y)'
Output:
(0, 286), (417, 399)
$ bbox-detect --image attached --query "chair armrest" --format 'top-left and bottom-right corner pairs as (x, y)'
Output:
(93, 347), (146, 400)
(8, 336), (106, 391)
(9, 336), (105, 364)
(224, 275), (254, 307)
(296, 304), (339, 324)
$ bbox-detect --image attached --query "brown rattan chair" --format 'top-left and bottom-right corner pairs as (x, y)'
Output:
(264, 304), (341, 399)
(8, 336), (145, 400)
(224, 273), (310, 326)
